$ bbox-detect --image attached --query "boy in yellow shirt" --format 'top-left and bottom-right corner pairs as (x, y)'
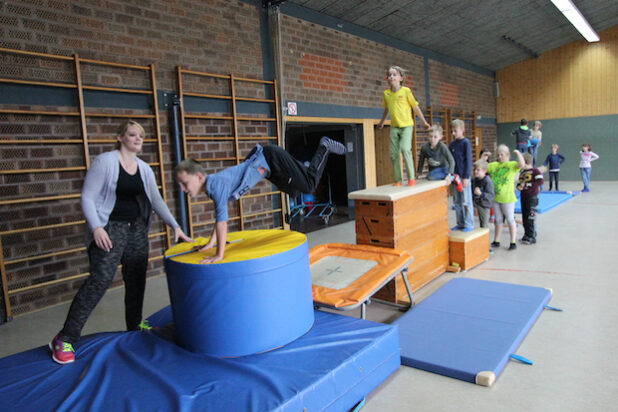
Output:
(378, 65), (430, 186)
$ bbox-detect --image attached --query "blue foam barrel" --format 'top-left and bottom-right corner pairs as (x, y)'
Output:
(164, 230), (315, 357)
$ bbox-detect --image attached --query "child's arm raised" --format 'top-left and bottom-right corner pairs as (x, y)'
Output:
(513, 150), (525, 169)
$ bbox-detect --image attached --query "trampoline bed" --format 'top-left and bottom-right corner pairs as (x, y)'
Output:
(310, 243), (414, 318)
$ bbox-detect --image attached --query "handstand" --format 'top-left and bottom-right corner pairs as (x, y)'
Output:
(174, 137), (346, 263)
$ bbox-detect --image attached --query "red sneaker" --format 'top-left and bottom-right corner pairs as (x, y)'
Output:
(453, 174), (463, 192)
(407, 179), (415, 186)
(49, 335), (75, 364)
(393, 182), (402, 187)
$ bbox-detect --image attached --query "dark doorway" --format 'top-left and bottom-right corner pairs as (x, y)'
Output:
(284, 123), (364, 233)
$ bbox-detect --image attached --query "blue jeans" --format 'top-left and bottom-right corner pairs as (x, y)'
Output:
(580, 167), (591, 190)
(453, 183), (474, 229)
(427, 166), (448, 180)
(530, 145), (539, 166)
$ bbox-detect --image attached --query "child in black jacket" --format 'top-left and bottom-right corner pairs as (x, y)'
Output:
(472, 159), (495, 228)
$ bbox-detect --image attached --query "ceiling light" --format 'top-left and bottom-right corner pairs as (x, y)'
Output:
(551, 0), (600, 42)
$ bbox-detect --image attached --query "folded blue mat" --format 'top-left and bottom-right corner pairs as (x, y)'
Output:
(394, 278), (551, 386)
(0, 310), (399, 412)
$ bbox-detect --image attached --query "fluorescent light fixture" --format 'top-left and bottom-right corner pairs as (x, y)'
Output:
(551, 0), (600, 42)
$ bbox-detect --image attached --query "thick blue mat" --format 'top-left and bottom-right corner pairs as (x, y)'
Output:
(515, 190), (575, 214)
(394, 278), (551, 386)
(0, 310), (399, 412)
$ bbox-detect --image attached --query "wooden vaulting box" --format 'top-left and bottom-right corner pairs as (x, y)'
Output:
(448, 228), (490, 271)
(349, 181), (449, 303)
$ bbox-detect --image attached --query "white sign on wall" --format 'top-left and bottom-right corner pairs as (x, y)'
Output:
(287, 102), (297, 116)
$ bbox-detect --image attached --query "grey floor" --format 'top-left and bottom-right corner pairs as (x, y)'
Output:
(2, 181), (617, 411)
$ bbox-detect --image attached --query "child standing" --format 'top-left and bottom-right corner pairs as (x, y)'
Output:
(487, 145), (525, 250)
(511, 118), (531, 154)
(377, 65), (430, 186)
(579, 143), (599, 192)
(416, 124), (461, 190)
(529, 120), (543, 166)
(449, 119), (474, 231)
(472, 159), (495, 229)
(543, 144), (565, 191)
(517, 153), (544, 244)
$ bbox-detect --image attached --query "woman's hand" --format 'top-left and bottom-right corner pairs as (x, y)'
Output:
(174, 227), (193, 243)
(93, 227), (112, 252)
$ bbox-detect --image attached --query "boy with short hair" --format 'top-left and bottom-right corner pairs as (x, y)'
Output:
(175, 138), (345, 263)
(448, 119), (474, 231)
(511, 118), (531, 153)
(543, 144), (565, 191)
(416, 124), (461, 191)
(472, 159), (494, 229)
(517, 152), (545, 244)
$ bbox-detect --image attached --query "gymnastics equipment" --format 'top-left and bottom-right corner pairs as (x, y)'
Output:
(448, 227), (490, 271)
(394, 278), (553, 386)
(0, 310), (399, 412)
(514, 190), (575, 214)
(164, 230), (314, 357)
(349, 180), (450, 303)
(309, 243), (414, 319)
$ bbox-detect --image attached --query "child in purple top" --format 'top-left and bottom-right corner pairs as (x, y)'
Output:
(517, 153), (545, 244)
(579, 143), (599, 192)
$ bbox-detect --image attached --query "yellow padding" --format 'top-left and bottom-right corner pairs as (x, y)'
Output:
(165, 229), (306, 264)
(310, 243), (412, 308)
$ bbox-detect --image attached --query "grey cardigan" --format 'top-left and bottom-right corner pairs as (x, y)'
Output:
(81, 150), (179, 235)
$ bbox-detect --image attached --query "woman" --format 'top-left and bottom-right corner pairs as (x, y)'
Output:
(49, 121), (192, 364)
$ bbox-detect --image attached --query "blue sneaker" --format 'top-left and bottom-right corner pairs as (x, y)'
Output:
(451, 225), (463, 231)
(461, 227), (474, 232)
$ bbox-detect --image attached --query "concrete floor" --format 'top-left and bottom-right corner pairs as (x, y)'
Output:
(2, 181), (617, 411)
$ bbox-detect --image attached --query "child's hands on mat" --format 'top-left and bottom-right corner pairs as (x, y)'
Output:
(199, 254), (223, 264)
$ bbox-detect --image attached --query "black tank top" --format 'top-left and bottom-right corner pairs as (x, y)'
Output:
(109, 163), (145, 221)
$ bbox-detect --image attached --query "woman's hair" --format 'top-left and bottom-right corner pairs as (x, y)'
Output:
(386, 65), (407, 80)
(534, 120), (543, 127)
(551, 143), (559, 150)
(582, 143), (591, 151)
(174, 158), (205, 176)
(451, 119), (465, 130)
(497, 144), (510, 159)
(428, 124), (443, 135)
(114, 120), (145, 150)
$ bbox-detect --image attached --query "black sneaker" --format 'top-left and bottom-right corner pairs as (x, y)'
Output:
(491, 241), (500, 247)
(508, 243), (517, 250)
(521, 236), (530, 244)
(528, 238), (537, 244)
(320, 136), (346, 155)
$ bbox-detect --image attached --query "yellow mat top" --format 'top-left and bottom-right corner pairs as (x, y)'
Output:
(165, 229), (306, 264)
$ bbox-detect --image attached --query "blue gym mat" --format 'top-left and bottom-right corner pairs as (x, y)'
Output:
(393, 278), (552, 386)
(0, 309), (399, 412)
(515, 190), (575, 214)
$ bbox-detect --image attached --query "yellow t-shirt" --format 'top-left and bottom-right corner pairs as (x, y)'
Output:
(381, 86), (418, 128)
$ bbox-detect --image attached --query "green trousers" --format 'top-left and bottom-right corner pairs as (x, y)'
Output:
(389, 126), (415, 182)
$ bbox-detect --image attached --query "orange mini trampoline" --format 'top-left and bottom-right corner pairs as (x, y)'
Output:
(309, 243), (414, 319)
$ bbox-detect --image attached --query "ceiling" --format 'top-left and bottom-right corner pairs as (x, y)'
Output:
(287, 0), (618, 71)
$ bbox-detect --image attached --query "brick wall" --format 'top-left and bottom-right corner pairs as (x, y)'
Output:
(279, 15), (498, 152)
(0, 0), (276, 318)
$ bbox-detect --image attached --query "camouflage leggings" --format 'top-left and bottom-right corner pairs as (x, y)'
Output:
(59, 220), (149, 343)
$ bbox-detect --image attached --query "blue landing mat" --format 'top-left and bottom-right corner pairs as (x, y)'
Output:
(0, 310), (399, 412)
(393, 278), (551, 386)
(515, 190), (575, 214)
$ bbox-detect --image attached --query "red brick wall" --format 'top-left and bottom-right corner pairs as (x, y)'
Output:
(0, 0), (274, 318)
(279, 15), (497, 152)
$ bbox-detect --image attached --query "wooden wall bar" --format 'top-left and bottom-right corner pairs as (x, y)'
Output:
(496, 26), (617, 122)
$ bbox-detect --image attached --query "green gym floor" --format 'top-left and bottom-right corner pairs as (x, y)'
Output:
(2, 181), (616, 411)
